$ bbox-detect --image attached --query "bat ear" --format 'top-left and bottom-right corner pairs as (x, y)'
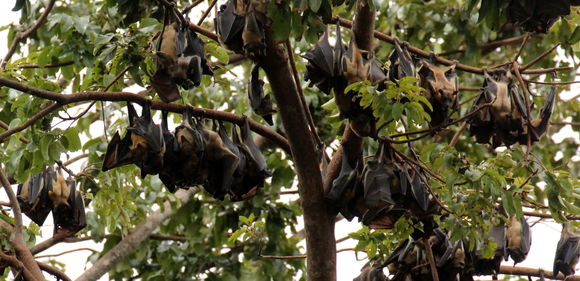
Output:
(161, 111), (169, 131)
(142, 101), (152, 122)
(449, 61), (457, 71)
(156, 51), (175, 67)
(127, 102), (138, 126)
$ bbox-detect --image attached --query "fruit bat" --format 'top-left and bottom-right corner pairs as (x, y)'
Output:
(471, 222), (507, 275)
(51, 176), (86, 235)
(174, 110), (207, 187)
(126, 102), (165, 177)
(17, 170), (51, 226)
(152, 10), (212, 102)
(399, 163), (430, 214)
(383, 238), (420, 275)
(438, 239), (466, 281)
(158, 111), (181, 192)
(215, 0), (245, 53)
(249, 65), (275, 125)
(303, 21), (346, 96)
(201, 122), (240, 199)
(361, 143), (399, 228)
(228, 119), (271, 201)
(242, 5), (266, 57)
(389, 38), (416, 82)
(507, 0), (571, 33)
(417, 61), (459, 128)
(526, 85), (556, 142)
(353, 263), (388, 281)
(468, 68), (526, 147)
(506, 215), (532, 264)
(553, 223), (580, 277)
(325, 146), (362, 220)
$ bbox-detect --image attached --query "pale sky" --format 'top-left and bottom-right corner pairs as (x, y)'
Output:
(0, 1), (577, 281)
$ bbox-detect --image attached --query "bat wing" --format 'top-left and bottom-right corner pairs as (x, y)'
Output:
(326, 147), (357, 204)
(20, 172), (51, 226)
(361, 160), (397, 226)
(182, 29), (213, 76)
(489, 223), (507, 258)
(389, 39), (415, 81)
(242, 7), (266, 57)
(241, 119), (270, 176)
(407, 167), (429, 212)
(519, 216), (532, 258)
(215, 0), (244, 52)
(102, 131), (135, 171)
(249, 65), (275, 125)
(529, 85), (556, 141)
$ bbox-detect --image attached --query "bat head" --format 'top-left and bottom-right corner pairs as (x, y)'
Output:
(418, 61), (458, 111)
(343, 39), (371, 84)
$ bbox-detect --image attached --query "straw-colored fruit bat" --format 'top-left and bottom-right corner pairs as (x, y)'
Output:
(438, 240), (466, 281)
(383, 238), (420, 276)
(303, 22), (346, 96)
(389, 38), (416, 82)
(353, 263), (388, 281)
(228, 119), (271, 201)
(553, 223), (580, 277)
(242, 6), (265, 58)
(173, 110), (207, 187)
(51, 175), (86, 235)
(506, 215), (532, 264)
(468, 68), (555, 147)
(361, 143), (399, 228)
(159, 111), (181, 192)
(417, 61), (459, 128)
(507, 0), (572, 33)
(152, 10), (213, 102)
(17, 170), (51, 226)
(102, 102), (165, 178)
(216, 0), (245, 53)
(471, 222), (506, 275)
(249, 65), (275, 125)
(326, 146), (363, 220)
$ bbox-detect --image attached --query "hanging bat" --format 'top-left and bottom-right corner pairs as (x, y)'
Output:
(438, 239), (466, 281)
(353, 263), (388, 281)
(215, 0), (245, 54)
(417, 60), (459, 128)
(325, 146), (361, 220)
(174, 110), (207, 188)
(303, 21), (346, 95)
(217, 122), (246, 190)
(249, 65), (275, 125)
(242, 5), (266, 58)
(506, 214), (532, 264)
(126, 102), (166, 178)
(553, 223), (580, 277)
(17, 170), (51, 226)
(361, 143), (399, 228)
(507, 0), (571, 33)
(468, 68), (527, 147)
(388, 38), (416, 82)
(158, 111), (181, 192)
(201, 121), (240, 199)
(52, 177), (86, 235)
(471, 222), (507, 276)
(383, 238), (420, 276)
(152, 20), (181, 102)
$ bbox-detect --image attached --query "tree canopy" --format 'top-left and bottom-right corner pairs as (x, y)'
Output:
(0, 0), (579, 281)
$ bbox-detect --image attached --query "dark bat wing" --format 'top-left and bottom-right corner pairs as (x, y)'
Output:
(181, 29), (213, 76)
(127, 103), (165, 177)
(326, 148), (357, 203)
(361, 160), (396, 226)
(249, 65), (275, 125)
(407, 167), (429, 212)
(303, 25), (342, 95)
(241, 119), (270, 176)
(468, 87), (494, 144)
(528, 85), (556, 141)
(215, 0), (244, 53)
(102, 131), (135, 171)
(19, 172), (51, 226)
(389, 39), (415, 81)
(242, 7), (266, 57)
(159, 111), (180, 192)
(553, 225), (580, 277)
(151, 69), (181, 103)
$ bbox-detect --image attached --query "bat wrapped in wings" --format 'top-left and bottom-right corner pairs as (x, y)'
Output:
(553, 223), (580, 277)
(215, 0), (266, 57)
(249, 65), (276, 125)
(469, 221), (507, 276)
(325, 145), (364, 221)
(417, 60), (459, 128)
(468, 68), (556, 147)
(506, 214), (532, 264)
(507, 0), (573, 33)
(17, 169), (52, 226)
(388, 38), (416, 82)
(152, 8), (213, 102)
(102, 102), (165, 178)
(353, 263), (388, 281)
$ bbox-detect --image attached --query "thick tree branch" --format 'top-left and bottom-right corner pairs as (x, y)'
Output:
(499, 266), (580, 281)
(1, 0), (57, 69)
(0, 103), (61, 143)
(37, 261), (72, 281)
(76, 187), (200, 281)
(0, 77), (290, 153)
(0, 252), (38, 281)
(258, 34), (336, 281)
(0, 166), (45, 280)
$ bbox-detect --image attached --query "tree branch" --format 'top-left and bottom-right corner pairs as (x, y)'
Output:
(0, 77), (290, 153)
(37, 261), (72, 281)
(0, 252), (39, 281)
(499, 266), (580, 281)
(76, 187), (200, 281)
(36, 247), (97, 259)
(1, 0), (57, 69)
(0, 103), (61, 143)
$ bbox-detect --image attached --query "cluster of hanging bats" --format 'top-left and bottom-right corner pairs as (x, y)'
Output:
(11, 0), (578, 278)
(16, 167), (86, 235)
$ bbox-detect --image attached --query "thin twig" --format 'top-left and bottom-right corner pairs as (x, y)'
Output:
(0, 120), (30, 144)
(259, 253), (306, 259)
(17, 61), (74, 69)
(449, 122), (467, 147)
(513, 32), (530, 63)
(521, 43), (560, 71)
(1, 0), (57, 69)
(421, 239), (440, 281)
(197, 0), (218, 25)
(523, 79), (580, 85)
(36, 248), (97, 259)
(182, 0), (205, 14)
(551, 121), (580, 126)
